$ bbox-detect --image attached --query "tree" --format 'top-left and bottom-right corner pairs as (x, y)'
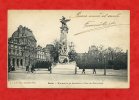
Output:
(52, 39), (60, 63)
(68, 50), (77, 62)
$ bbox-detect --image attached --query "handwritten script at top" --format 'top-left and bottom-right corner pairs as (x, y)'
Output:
(71, 11), (129, 36)
(70, 11), (121, 18)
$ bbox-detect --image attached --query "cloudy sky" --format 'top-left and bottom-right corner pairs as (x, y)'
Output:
(8, 10), (129, 53)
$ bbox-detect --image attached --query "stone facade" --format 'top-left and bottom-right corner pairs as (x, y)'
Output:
(36, 45), (52, 62)
(36, 45), (46, 61)
(8, 25), (51, 68)
(44, 44), (55, 62)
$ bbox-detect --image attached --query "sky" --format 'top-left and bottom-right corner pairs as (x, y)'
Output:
(8, 10), (130, 53)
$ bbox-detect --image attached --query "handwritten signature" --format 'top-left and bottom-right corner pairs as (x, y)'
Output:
(84, 21), (116, 27)
(74, 21), (129, 36)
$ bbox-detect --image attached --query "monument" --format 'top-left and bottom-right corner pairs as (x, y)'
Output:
(59, 16), (70, 63)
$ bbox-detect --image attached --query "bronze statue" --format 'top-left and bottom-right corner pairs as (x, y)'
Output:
(60, 16), (70, 28)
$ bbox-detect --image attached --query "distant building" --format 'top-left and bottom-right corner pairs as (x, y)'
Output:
(36, 45), (46, 61)
(45, 44), (55, 62)
(35, 44), (55, 62)
(46, 44), (54, 53)
(42, 47), (51, 61)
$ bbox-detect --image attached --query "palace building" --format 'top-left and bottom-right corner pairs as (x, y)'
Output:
(8, 25), (56, 69)
(8, 25), (37, 68)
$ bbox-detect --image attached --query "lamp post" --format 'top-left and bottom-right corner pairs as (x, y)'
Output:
(104, 55), (106, 75)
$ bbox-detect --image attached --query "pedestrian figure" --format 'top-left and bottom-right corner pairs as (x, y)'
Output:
(11, 65), (15, 71)
(31, 65), (35, 73)
(75, 66), (77, 74)
(26, 66), (28, 71)
(93, 67), (96, 74)
(8, 65), (12, 72)
(26, 65), (29, 73)
(82, 68), (85, 74)
(50, 66), (52, 73)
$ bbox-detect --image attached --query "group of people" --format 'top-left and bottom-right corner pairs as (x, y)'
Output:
(75, 64), (97, 74)
(26, 61), (53, 73)
(82, 68), (96, 74)
(8, 65), (15, 72)
(26, 64), (35, 73)
(76, 61), (97, 74)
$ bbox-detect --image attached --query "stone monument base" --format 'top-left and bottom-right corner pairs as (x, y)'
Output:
(59, 55), (69, 63)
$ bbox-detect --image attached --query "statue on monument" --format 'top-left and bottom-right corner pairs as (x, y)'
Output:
(59, 16), (71, 63)
(60, 16), (70, 33)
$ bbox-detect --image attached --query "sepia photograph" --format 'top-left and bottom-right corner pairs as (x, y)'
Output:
(8, 10), (130, 88)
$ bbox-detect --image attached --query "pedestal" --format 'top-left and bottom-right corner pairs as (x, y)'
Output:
(59, 55), (69, 63)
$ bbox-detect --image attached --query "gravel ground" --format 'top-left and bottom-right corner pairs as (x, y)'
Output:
(8, 64), (128, 88)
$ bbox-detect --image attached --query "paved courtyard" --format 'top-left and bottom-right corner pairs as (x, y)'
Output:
(8, 63), (128, 88)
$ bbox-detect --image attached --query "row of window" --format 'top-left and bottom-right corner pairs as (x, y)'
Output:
(9, 44), (22, 49)
(37, 51), (45, 55)
(8, 49), (23, 56)
(9, 48), (37, 57)
(37, 54), (46, 59)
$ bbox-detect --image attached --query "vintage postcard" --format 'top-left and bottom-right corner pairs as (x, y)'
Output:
(8, 10), (130, 88)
